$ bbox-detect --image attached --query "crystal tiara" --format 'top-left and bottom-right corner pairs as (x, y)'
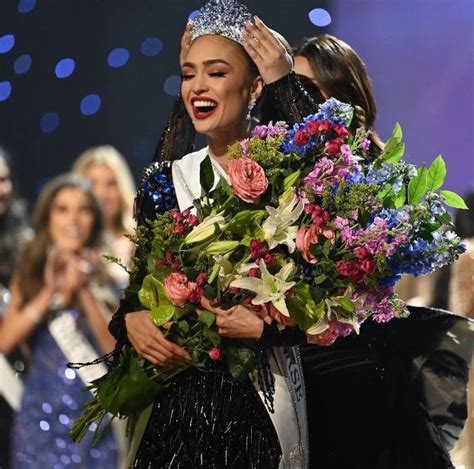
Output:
(190, 0), (254, 46)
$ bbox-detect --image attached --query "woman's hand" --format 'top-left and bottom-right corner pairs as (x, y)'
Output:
(125, 311), (192, 367)
(242, 16), (293, 84)
(200, 297), (264, 339)
(179, 20), (193, 67)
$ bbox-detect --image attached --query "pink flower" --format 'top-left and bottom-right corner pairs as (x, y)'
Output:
(228, 158), (268, 204)
(196, 272), (208, 287)
(187, 215), (199, 227)
(209, 347), (222, 361)
(267, 303), (295, 327)
(163, 273), (197, 307)
(361, 258), (376, 275)
(296, 224), (320, 264)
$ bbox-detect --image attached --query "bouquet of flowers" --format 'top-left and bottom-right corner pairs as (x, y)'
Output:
(71, 98), (466, 443)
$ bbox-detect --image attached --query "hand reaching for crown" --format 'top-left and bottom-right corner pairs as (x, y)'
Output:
(242, 16), (293, 84)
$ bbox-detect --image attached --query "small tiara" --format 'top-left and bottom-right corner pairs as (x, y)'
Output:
(190, 0), (254, 46)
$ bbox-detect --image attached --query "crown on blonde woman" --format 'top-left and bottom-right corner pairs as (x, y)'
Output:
(190, 0), (254, 46)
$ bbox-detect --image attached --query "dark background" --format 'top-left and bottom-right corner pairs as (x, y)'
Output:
(0, 0), (472, 204)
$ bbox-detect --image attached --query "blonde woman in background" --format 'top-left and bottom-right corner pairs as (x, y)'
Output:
(72, 146), (136, 288)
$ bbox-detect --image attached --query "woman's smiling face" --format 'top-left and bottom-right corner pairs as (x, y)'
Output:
(181, 35), (262, 140)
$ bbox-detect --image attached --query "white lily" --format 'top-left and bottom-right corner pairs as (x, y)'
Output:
(230, 259), (296, 317)
(262, 189), (304, 252)
(184, 211), (225, 244)
(211, 255), (235, 289)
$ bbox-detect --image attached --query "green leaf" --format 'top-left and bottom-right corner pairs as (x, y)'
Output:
(426, 155), (446, 191)
(198, 310), (216, 328)
(223, 345), (255, 382)
(138, 274), (175, 326)
(200, 155), (215, 195)
(392, 122), (403, 140)
(408, 166), (428, 204)
(314, 274), (327, 285)
(334, 296), (356, 313)
(283, 170), (301, 191)
(393, 188), (406, 208)
(440, 190), (468, 209)
(286, 283), (324, 330)
(203, 327), (221, 346)
(97, 353), (161, 416)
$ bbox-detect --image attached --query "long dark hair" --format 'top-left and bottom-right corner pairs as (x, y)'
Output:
(15, 174), (105, 305)
(293, 35), (384, 160)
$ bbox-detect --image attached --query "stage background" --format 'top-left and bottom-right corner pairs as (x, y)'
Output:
(0, 0), (472, 204)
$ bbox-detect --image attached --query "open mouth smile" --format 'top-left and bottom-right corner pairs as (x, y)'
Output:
(191, 97), (218, 119)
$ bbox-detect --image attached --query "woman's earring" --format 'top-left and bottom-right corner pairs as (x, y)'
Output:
(246, 98), (256, 120)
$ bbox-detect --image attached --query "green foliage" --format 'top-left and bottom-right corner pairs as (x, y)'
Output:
(440, 190), (468, 209)
(223, 344), (256, 382)
(246, 136), (286, 176)
(322, 179), (377, 218)
(200, 155), (215, 195)
(379, 123), (405, 165)
(408, 166), (428, 204)
(426, 155), (447, 191)
(138, 275), (175, 326)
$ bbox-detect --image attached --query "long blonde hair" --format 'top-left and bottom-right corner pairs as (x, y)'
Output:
(72, 146), (136, 234)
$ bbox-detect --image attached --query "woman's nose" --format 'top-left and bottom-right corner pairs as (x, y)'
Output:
(192, 73), (209, 94)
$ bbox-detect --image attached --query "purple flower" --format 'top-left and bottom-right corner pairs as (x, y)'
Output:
(361, 138), (371, 152)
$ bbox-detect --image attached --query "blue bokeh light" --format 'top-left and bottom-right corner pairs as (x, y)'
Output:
(189, 10), (199, 21)
(140, 37), (163, 57)
(308, 8), (332, 27)
(163, 75), (181, 96)
(107, 48), (129, 68)
(80, 94), (101, 116)
(14, 54), (32, 74)
(0, 35), (15, 54)
(55, 58), (75, 78)
(18, 0), (37, 13)
(40, 112), (59, 134)
(0, 82), (12, 102)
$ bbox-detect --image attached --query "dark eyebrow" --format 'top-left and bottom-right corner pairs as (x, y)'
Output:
(182, 59), (232, 68)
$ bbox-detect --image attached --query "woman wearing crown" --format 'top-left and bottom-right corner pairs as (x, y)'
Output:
(108, 1), (317, 467)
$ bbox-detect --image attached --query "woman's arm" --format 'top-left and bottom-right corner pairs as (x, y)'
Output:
(0, 284), (54, 355)
(77, 286), (116, 353)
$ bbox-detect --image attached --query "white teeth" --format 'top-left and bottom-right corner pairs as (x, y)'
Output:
(194, 100), (217, 108)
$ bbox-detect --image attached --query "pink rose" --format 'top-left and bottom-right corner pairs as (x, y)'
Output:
(209, 347), (222, 361)
(228, 158), (268, 204)
(296, 224), (320, 264)
(267, 303), (295, 327)
(163, 273), (197, 307)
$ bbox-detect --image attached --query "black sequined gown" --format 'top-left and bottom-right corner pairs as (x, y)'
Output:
(109, 73), (317, 468)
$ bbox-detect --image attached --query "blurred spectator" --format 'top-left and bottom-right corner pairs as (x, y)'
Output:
(0, 147), (32, 469)
(0, 148), (33, 288)
(72, 146), (136, 288)
(0, 174), (119, 468)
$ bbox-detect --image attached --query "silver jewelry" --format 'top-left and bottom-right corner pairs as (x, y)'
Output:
(190, 0), (254, 46)
(246, 98), (256, 120)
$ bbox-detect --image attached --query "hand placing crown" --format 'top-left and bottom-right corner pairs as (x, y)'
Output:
(181, 0), (293, 84)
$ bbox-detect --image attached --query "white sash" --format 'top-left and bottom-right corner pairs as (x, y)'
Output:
(0, 353), (23, 411)
(48, 310), (108, 386)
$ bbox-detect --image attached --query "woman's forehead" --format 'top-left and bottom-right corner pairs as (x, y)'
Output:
(185, 35), (244, 64)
